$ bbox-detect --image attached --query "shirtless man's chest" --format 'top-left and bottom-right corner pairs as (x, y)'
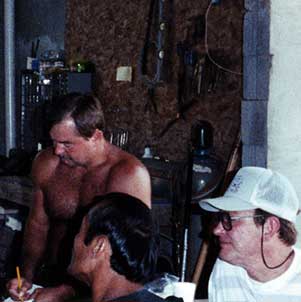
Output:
(43, 163), (111, 220)
(36, 163), (113, 264)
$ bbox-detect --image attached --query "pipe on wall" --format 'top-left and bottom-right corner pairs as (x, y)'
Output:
(4, 0), (16, 156)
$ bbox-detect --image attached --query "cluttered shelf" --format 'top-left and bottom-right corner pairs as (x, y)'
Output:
(0, 176), (32, 208)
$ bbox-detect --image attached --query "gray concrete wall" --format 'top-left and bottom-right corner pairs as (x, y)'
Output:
(242, 0), (270, 167)
(0, 2), (5, 155)
(242, 0), (301, 245)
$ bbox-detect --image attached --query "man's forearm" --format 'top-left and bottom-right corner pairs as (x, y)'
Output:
(22, 224), (48, 281)
(56, 284), (76, 300)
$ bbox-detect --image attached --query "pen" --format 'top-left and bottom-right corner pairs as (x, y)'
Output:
(16, 266), (24, 302)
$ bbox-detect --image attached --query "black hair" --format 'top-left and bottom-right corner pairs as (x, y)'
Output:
(84, 192), (159, 283)
(48, 93), (105, 138)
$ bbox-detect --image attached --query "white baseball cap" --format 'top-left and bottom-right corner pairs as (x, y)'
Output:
(199, 167), (300, 223)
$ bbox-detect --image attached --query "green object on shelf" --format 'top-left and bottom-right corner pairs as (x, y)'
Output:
(74, 61), (95, 73)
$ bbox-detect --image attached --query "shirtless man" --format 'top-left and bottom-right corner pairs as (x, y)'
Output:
(7, 93), (151, 302)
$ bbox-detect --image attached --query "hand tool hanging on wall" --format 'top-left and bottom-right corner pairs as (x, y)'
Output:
(138, 0), (169, 113)
(159, 16), (205, 137)
(177, 42), (198, 118)
(159, 44), (198, 137)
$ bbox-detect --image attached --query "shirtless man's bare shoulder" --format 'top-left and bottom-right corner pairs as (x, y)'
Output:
(32, 143), (151, 217)
(81, 144), (151, 207)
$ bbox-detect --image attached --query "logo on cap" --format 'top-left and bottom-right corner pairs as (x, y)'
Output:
(228, 175), (243, 193)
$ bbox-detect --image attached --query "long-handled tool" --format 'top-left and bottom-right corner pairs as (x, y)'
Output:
(180, 145), (194, 281)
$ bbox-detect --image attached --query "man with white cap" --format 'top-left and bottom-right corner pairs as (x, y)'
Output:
(199, 166), (301, 302)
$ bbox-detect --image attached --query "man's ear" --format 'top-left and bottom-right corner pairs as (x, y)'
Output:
(91, 235), (107, 258)
(90, 129), (103, 142)
(262, 216), (280, 241)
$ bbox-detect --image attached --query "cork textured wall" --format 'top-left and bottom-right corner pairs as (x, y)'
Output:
(65, 0), (243, 163)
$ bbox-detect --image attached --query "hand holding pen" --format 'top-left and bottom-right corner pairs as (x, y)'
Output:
(16, 266), (24, 302)
(6, 267), (32, 302)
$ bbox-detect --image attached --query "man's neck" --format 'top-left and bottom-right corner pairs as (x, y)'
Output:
(245, 246), (295, 282)
(87, 139), (110, 170)
(92, 269), (143, 302)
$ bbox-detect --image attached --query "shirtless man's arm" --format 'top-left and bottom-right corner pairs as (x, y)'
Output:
(22, 186), (49, 280)
(7, 151), (75, 302)
(22, 151), (51, 280)
(106, 157), (152, 208)
(7, 152), (50, 299)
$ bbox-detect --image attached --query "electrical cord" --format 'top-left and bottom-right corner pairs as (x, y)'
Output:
(260, 224), (294, 269)
(205, 1), (243, 75)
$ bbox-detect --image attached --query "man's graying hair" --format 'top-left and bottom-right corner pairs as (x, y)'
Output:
(49, 93), (105, 138)
(254, 209), (297, 246)
(84, 192), (159, 284)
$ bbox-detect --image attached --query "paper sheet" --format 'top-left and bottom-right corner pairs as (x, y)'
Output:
(116, 66), (132, 82)
(3, 284), (42, 302)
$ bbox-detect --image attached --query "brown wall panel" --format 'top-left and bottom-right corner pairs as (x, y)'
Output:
(65, 0), (243, 162)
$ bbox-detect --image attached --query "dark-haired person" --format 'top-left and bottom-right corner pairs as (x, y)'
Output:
(199, 167), (301, 302)
(7, 93), (151, 302)
(67, 192), (166, 302)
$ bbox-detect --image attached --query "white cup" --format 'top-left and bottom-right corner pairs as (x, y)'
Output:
(173, 282), (196, 302)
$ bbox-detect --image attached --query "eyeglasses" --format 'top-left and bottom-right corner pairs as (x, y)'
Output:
(212, 212), (264, 231)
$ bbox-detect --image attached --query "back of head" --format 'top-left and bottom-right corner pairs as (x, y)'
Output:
(85, 192), (159, 283)
(49, 93), (105, 138)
